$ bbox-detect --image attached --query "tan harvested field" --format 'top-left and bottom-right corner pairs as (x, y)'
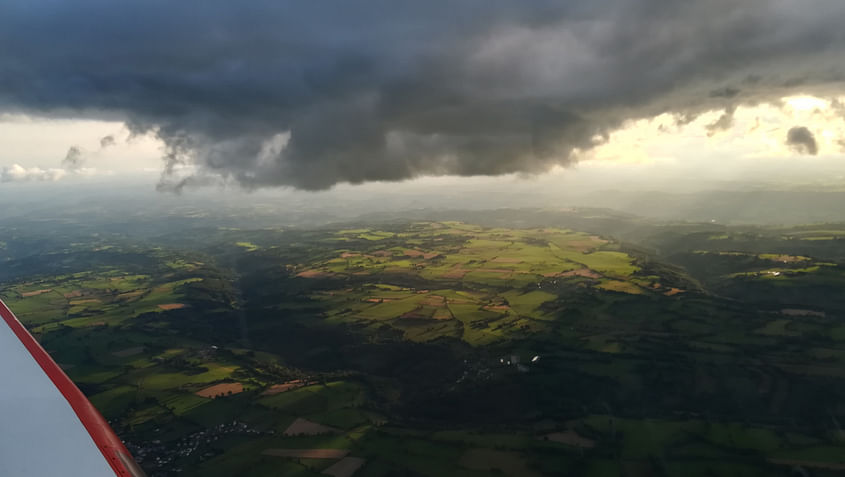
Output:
(371, 250), (393, 257)
(70, 299), (101, 305)
(664, 288), (685, 296)
(460, 448), (541, 477)
(322, 457), (366, 477)
(195, 382), (244, 398)
(558, 269), (601, 279)
(262, 380), (306, 396)
(158, 303), (187, 311)
(283, 418), (341, 436)
(262, 448), (349, 459)
(64, 290), (83, 298)
(22, 289), (52, 297)
(340, 252), (360, 258)
(483, 305), (511, 312)
(544, 430), (596, 448)
(112, 346), (145, 358)
(568, 236), (607, 252)
(364, 297), (397, 303)
(297, 270), (334, 278)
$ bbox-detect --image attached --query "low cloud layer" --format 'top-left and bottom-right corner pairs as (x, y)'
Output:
(2, 1), (845, 190)
(0, 164), (65, 183)
(3, 133), (118, 183)
(787, 126), (819, 155)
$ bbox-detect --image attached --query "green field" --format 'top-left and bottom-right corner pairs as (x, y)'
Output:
(292, 223), (650, 345)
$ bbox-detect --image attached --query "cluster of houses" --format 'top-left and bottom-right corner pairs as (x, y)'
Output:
(123, 420), (271, 475)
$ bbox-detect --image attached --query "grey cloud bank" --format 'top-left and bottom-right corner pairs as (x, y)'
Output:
(787, 126), (819, 155)
(1, 1), (844, 190)
(61, 146), (85, 171)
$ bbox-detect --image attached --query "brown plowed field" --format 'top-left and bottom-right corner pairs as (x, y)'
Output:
(196, 382), (244, 398)
(262, 448), (348, 459)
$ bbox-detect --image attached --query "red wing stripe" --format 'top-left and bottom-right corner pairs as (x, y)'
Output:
(0, 299), (145, 477)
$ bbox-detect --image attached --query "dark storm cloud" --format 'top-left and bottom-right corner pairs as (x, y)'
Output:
(786, 126), (819, 155)
(1, 0), (845, 190)
(709, 87), (741, 99)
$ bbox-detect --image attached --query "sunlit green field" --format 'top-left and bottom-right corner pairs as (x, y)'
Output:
(293, 223), (653, 345)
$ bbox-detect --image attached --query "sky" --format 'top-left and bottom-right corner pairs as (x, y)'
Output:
(2, 1), (845, 194)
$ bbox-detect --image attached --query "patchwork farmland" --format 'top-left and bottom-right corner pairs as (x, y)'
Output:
(5, 215), (845, 476)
